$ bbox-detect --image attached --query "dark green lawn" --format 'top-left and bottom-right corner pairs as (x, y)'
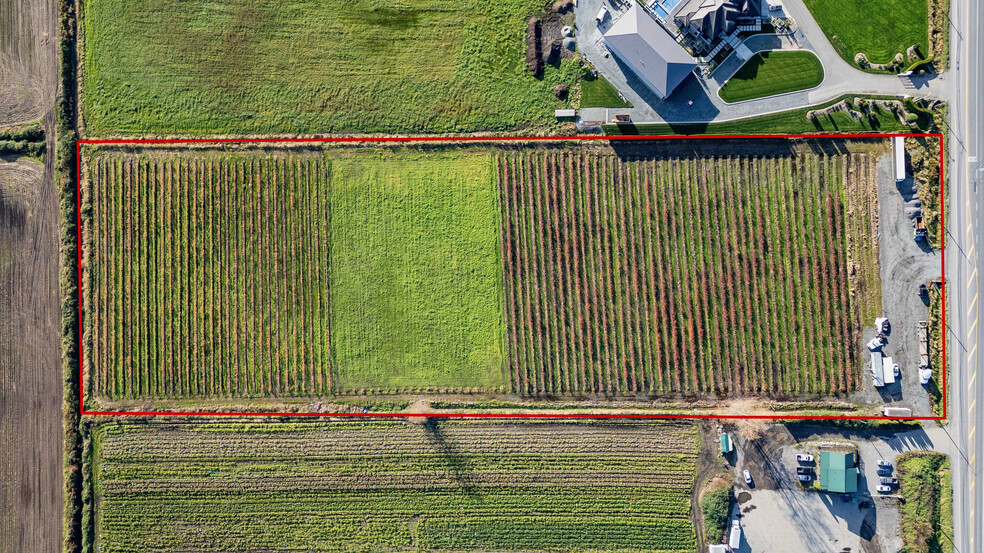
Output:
(804, 0), (929, 67)
(718, 51), (824, 103)
(579, 76), (632, 108)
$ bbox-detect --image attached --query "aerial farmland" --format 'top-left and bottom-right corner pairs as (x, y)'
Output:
(1, 0), (968, 550)
(87, 420), (700, 553)
(80, 139), (890, 411)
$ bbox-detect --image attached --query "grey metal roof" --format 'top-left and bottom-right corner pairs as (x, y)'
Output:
(603, 3), (696, 97)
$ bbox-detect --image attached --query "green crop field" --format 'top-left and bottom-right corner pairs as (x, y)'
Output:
(718, 51), (824, 103)
(80, 0), (577, 136)
(497, 149), (881, 396)
(82, 148), (503, 400)
(83, 151), (334, 398)
(83, 142), (885, 403)
(88, 420), (700, 552)
(328, 151), (504, 393)
(804, 0), (929, 67)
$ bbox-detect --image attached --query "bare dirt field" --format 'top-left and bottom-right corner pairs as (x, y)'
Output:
(0, 0), (62, 551)
(0, 156), (62, 551)
(0, 0), (57, 125)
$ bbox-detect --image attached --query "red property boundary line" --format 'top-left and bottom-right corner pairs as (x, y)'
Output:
(75, 132), (946, 420)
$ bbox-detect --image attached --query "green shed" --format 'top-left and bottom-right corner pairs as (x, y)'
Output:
(720, 433), (732, 455)
(819, 451), (859, 493)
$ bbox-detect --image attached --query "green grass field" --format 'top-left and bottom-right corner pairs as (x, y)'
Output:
(580, 76), (632, 108)
(328, 151), (504, 392)
(804, 0), (929, 67)
(897, 452), (953, 553)
(718, 51), (824, 103)
(89, 421), (700, 552)
(80, 0), (577, 136)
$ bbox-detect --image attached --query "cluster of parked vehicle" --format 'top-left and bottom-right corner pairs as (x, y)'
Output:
(875, 460), (897, 493)
(795, 454), (814, 482)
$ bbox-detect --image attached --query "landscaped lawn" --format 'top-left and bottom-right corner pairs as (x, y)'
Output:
(328, 150), (505, 393)
(80, 0), (578, 135)
(604, 94), (932, 135)
(718, 51), (824, 103)
(804, 0), (929, 67)
(580, 75), (632, 108)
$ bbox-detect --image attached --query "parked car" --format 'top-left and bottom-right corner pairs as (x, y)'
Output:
(877, 460), (892, 469)
(796, 454), (814, 463)
(798, 474), (812, 482)
(743, 470), (752, 484)
(919, 283), (928, 298)
(877, 468), (893, 476)
(796, 467), (813, 475)
(876, 485), (893, 493)
(879, 477), (899, 486)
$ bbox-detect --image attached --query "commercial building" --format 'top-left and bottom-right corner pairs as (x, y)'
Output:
(819, 451), (859, 493)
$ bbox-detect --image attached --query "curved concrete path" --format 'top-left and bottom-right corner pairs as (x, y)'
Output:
(576, 0), (950, 125)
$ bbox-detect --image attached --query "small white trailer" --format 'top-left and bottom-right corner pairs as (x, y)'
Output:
(893, 136), (906, 182)
(729, 520), (741, 549)
(883, 406), (913, 417)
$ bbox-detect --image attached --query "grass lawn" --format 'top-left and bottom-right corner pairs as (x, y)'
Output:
(804, 0), (929, 67)
(80, 0), (578, 135)
(580, 75), (632, 108)
(718, 51), (824, 103)
(328, 150), (504, 392)
(897, 452), (953, 553)
(604, 95), (935, 135)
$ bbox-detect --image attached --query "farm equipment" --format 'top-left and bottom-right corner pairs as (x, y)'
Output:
(914, 216), (928, 241)
(917, 321), (932, 384)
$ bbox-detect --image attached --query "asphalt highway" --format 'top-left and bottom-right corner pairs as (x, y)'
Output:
(944, 0), (983, 549)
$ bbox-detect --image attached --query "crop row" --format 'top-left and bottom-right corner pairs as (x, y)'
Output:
(83, 154), (333, 398)
(91, 422), (699, 552)
(498, 152), (878, 397)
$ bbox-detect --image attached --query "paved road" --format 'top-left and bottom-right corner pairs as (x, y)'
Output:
(577, 0), (948, 125)
(945, 0), (984, 549)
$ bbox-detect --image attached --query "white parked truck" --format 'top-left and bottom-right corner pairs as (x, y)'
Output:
(867, 336), (886, 351)
(882, 357), (897, 385)
(875, 317), (890, 333)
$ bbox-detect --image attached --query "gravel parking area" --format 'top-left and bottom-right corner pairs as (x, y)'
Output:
(851, 153), (940, 416)
(725, 424), (940, 552)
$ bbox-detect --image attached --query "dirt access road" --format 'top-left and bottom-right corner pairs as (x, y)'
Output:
(0, 0), (62, 550)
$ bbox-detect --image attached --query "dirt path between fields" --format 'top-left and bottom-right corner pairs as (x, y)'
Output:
(0, 0), (61, 550)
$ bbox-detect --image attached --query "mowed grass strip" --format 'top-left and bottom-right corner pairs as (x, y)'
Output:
(718, 51), (824, 103)
(804, 0), (929, 67)
(328, 151), (504, 393)
(80, 0), (577, 135)
(90, 421), (699, 553)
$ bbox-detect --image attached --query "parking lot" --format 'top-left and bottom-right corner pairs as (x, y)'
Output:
(725, 424), (937, 552)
